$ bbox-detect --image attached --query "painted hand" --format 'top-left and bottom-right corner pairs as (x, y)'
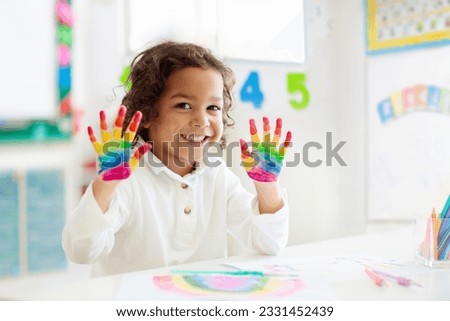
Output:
(87, 105), (150, 181)
(240, 117), (292, 182)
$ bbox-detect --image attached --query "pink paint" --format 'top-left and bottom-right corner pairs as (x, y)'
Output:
(153, 276), (203, 297)
(206, 275), (252, 290)
(58, 45), (70, 66)
(248, 167), (277, 182)
(102, 163), (132, 181)
(56, 0), (73, 26)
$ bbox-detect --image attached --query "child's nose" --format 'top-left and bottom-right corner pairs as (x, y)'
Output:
(190, 111), (210, 128)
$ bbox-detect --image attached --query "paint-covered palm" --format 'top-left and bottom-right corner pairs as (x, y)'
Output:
(240, 117), (292, 182)
(87, 105), (150, 181)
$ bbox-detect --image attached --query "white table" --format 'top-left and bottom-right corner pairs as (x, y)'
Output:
(2, 227), (449, 300)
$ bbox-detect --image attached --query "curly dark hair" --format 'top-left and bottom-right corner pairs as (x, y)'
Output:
(121, 41), (235, 147)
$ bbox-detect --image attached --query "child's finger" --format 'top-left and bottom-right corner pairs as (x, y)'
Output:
(279, 131), (292, 157)
(273, 118), (282, 147)
(263, 116), (271, 143)
(99, 110), (111, 143)
(124, 111), (142, 143)
(240, 139), (254, 172)
(130, 143), (151, 171)
(249, 119), (260, 145)
(87, 126), (102, 154)
(113, 105), (127, 139)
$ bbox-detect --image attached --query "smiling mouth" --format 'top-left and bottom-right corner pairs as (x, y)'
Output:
(180, 133), (210, 143)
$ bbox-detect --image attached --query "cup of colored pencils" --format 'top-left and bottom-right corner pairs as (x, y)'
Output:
(415, 197), (450, 267)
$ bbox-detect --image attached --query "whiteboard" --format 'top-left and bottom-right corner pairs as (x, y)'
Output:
(0, 0), (57, 121)
(368, 46), (450, 220)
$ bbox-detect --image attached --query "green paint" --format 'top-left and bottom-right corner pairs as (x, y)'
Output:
(172, 270), (265, 276)
(57, 25), (72, 46)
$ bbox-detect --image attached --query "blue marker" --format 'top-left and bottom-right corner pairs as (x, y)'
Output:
(440, 195), (450, 219)
(437, 195), (450, 259)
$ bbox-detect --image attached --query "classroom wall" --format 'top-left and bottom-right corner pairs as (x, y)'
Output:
(304, 0), (367, 242)
(227, 0), (367, 246)
(367, 45), (450, 220)
(70, 0), (367, 248)
(0, 0), (367, 284)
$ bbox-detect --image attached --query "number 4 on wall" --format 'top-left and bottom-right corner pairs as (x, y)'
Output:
(240, 71), (264, 109)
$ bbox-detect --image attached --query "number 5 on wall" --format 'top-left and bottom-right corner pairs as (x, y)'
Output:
(287, 73), (310, 110)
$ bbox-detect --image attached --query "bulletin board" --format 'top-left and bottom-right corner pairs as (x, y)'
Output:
(368, 46), (450, 220)
(0, 0), (73, 143)
(366, 0), (450, 55)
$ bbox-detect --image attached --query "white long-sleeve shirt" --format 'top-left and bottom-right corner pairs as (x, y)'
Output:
(62, 152), (289, 277)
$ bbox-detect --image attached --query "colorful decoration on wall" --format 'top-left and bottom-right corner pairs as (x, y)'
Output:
(120, 65), (132, 91)
(119, 67), (311, 111)
(153, 270), (303, 298)
(377, 84), (450, 123)
(239, 71), (310, 110)
(56, 0), (76, 134)
(366, 0), (450, 55)
(0, 0), (77, 142)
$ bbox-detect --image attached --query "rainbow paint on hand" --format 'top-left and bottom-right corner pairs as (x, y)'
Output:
(240, 117), (292, 182)
(87, 105), (150, 181)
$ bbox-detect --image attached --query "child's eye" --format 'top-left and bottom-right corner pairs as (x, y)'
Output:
(176, 103), (191, 109)
(208, 105), (222, 111)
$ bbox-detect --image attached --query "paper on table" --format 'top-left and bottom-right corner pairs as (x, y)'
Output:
(114, 269), (335, 300)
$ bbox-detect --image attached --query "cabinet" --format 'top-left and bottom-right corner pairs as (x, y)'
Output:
(0, 143), (79, 280)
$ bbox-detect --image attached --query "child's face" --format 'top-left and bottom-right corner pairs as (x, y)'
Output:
(147, 67), (224, 171)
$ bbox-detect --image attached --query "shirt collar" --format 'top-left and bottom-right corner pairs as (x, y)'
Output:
(138, 136), (206, 181)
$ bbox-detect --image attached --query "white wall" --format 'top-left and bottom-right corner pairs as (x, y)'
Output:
(0, 0), (368, 287)
(226, 0), (367, 246)
(70, 0), (368, 247)
(302, 0), (366, 242)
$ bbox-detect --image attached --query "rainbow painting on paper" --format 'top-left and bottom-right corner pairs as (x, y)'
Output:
(152, 270), (303, 299)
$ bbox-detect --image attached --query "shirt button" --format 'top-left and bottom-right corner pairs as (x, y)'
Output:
(184, 207), (191, 214)
(181, 183), (188, 189)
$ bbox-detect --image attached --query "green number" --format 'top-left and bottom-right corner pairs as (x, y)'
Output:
(120, 65), (132, 91)
(287, 73), (310, 110)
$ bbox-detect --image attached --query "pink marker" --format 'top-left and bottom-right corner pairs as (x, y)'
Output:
(365, 268), (387, 287)
(371, 269), (422, 287)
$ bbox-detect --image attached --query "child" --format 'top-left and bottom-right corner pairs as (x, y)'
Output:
(62, 41), (292, 277)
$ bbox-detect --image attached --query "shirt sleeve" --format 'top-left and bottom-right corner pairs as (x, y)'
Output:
(225, 168), (289, 255)
(62, 181), (131, 264)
